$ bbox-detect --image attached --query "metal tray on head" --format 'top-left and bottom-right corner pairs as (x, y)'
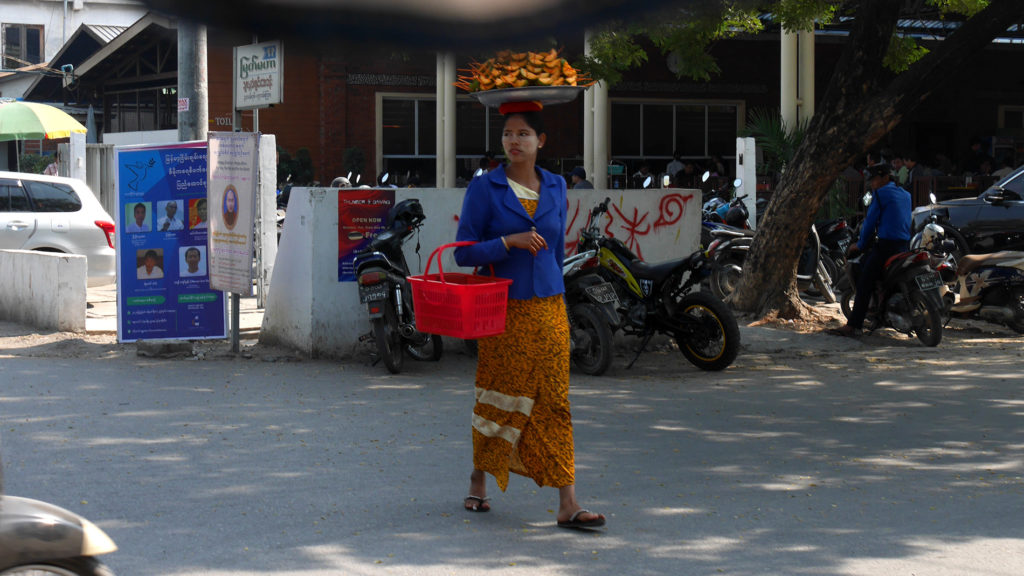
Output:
(470, 86), (585, 108)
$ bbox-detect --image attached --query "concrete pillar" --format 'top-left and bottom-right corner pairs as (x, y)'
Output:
(177, 21), (208, 142)
(68, 132), (86, 181)
(435, 53), (446, 187)
(593, 80), (609, 190)
(798, 29), (815, 122)
(736, 137), (758, 229)
(583, 30), (595, 184)
(780, 28), (798, 133)
(443, 52), (457, 188)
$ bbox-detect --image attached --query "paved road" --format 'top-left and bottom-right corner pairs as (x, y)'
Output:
(2, 321), (1024, 575)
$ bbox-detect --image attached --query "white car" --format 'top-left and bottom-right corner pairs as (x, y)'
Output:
(0, 171), (116, 286)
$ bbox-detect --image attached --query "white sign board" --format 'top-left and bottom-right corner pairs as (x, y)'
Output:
(208, 132), (259, 294)
(234, 41), (283, 110)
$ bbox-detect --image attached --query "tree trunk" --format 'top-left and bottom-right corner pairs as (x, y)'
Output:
(730, 0), (1024, 319)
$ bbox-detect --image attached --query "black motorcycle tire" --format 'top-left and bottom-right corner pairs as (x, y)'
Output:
(404, 333), (443, 362)
(372, 305), (404, 374)
(569, 303), (614, 376)
(839, 288), (855, 321)
(910, 292), (943, 347)
(1, 558), (115, 576)
(1006, 286), (1024, 334)
(672, 292), (740, 371)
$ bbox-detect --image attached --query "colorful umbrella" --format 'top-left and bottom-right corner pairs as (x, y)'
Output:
(0, 100), (87, 142)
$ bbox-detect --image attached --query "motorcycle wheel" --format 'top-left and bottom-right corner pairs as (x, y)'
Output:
(1006, 287), (1024, 334)
(404, 333), (443, 361)
(709, 257), (743, 300)
(839, 289), (855, 321)
(910, 292), (943, 347)
(0, 558), (115, 575)
(569, 303), (614, 376)
(813, 259), (837, 304)
(672, 292), (740, 371)
(371, 305), (404, 374)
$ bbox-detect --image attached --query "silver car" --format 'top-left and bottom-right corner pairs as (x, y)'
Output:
(0, 171), (116, 286)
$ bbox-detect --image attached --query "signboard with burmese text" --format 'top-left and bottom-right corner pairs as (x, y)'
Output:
(114, 141), (226, 342)
(234, 40), (283, 110)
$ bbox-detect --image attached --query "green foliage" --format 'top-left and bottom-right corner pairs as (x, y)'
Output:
(884, 35), (931, 72)
(739, 108), (808, 175)
(817, 178), (858, 220)
(929, 0), (989, 18)
(582, 1), (992, 84)
(343, 146), (366, 180)
(277, 146), (315, 185)
(18, 153), (50, 174)
(772, 0), (839, 31)
(579, 23), (650, 86)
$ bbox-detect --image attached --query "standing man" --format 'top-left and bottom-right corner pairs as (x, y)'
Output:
(831, 163), (911, 338)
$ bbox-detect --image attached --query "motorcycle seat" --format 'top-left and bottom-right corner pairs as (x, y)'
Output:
(630, 258), (682, 282)
(957, 251), (1024, 277)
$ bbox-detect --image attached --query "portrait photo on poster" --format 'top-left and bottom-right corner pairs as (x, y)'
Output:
(125, 201), (152, 233)
(222, 184), (239, 230)
(179, 245), (207, 277)
(136, 248), (164, 280)
(157, 199), (185, 231)
(190, 197), (209, 230)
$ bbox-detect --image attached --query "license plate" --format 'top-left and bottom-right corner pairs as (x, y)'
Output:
(358, 283), (388, 303)
(915, 272), (942, 292)
(585, 282), (619, 305)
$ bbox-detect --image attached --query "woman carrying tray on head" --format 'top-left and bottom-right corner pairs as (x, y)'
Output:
(453, 99), (605, 530)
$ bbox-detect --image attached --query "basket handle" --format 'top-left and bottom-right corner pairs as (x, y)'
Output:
(424, 241), (496, 283)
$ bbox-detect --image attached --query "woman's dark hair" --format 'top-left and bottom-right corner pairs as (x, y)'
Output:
(505, 111), (545, 136)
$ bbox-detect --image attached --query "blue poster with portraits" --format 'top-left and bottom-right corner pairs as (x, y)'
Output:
(115, 141), (227, 342)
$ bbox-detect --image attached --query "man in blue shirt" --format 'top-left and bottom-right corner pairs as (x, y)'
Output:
(832, 163), (911, 337)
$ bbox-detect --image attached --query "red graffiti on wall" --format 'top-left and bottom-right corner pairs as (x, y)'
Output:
(562, 192), (694, 259)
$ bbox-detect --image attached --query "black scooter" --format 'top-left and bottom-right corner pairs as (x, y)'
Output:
(352, 198), (443, 373)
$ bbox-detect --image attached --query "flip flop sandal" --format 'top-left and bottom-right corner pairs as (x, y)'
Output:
(557, 509), (606, 529)
(464, 495), (491, 513)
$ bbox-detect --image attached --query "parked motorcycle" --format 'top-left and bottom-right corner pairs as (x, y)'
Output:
(352, 198), (443, 373)
(947, 250), (1024, 333)
(0, 461), (117, 575)
(838, 243), (946, 346)
(567, 197), (740, 372)
(812, 216), (855, 294)
(562, 250), (617, 375)
(706, 223), (836, 303)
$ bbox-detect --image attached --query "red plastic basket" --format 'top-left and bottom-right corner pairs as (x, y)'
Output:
(408, 241), (513, 339)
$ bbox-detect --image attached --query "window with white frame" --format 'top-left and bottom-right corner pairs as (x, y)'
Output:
(2, 24), (43, 69)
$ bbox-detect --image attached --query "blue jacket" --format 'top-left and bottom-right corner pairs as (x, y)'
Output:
(858, 181), (912, 251)
(454, 165), (566, 300)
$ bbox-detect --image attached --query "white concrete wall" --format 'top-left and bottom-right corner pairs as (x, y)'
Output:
(260, 186), (702, 359)
(0, 249), (87, 332)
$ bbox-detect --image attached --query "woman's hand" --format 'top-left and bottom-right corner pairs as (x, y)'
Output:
(505, 230), (548, 256)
